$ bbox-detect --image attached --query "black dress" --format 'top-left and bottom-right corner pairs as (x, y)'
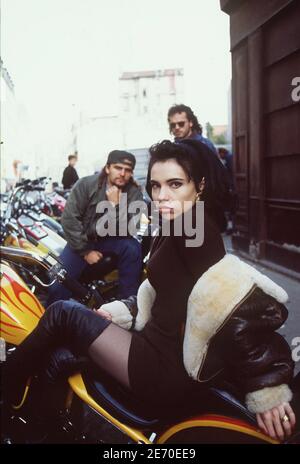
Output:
(128, 212), (225, 406)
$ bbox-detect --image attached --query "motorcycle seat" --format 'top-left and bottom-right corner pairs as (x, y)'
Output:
(45, 349), (257, 430)
(208, 387), (256, 425)
(82, 369), (160, 429)
(82, 368), (256, 430)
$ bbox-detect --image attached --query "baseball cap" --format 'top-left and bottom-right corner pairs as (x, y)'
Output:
(107, 150), (136, 169)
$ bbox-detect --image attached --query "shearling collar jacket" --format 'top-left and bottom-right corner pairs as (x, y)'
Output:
(101, 254), (294, 414)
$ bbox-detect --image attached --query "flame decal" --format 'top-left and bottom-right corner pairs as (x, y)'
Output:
(1, 320), (26, 331)
(0, 267), (45, 345)
(0, 327), (14, 337)
(1, 274), (43, 317)
(0, 305), (20, 323)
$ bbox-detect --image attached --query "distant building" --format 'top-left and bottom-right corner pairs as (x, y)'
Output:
(1, 58), (35, 188)
(1, 58), (14, 94)
(1, 58), (17, 179)
(119, 68), (184, 147)
(69, 68), (185, 178)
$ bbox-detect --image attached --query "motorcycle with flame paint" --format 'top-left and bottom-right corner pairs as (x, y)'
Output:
(1, 255), (299, 444)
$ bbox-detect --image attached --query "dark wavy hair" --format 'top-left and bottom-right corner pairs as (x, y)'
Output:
(146, 139), (230, 230)
(167, 104), (203, 135)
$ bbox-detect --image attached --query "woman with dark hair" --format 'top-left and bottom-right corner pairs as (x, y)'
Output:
(147, 138), (231, 232)
(4, 141), (297, 442)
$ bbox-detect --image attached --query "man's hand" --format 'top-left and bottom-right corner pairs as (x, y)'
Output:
(256, 402), (296, 442)
(106, 185), (121, 206)
(84, 250), (103, 265)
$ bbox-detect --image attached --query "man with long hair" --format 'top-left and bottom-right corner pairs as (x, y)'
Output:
(167, 104), (217, 154)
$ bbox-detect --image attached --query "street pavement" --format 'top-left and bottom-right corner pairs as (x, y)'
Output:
(223, 235), (300, 375)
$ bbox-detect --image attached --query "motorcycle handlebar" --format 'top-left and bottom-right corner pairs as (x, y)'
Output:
(62, 275), (105, 307)
(23, 185), (45, 192)
(32, 177), (48, 185)
(15, 179), (31, 187)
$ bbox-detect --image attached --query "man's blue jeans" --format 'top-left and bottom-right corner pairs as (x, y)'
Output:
(47, 237), (142, 306)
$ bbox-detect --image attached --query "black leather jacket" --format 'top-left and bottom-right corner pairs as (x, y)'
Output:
(200, 287), (294, 394)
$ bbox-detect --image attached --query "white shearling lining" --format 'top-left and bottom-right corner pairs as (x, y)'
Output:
(135, 278), (156, 331)
(99, 301), (133, 330)
(245, 384), (293, 413)
(100, 278), (156, 331)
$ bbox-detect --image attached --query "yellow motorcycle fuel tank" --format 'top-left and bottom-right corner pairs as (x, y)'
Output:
(0, 262), (45, 345)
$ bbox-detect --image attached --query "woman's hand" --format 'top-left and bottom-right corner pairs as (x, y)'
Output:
(93, 307), (112, 321)
(256, 402), (296, 441)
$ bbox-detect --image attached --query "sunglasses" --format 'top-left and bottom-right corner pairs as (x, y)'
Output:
(169, 121), (187, 129)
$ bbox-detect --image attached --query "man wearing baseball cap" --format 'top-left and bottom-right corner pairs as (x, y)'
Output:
(47, 149), (144, 305)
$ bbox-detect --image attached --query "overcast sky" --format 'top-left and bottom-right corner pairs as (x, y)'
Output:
(1, 0), (231, 145)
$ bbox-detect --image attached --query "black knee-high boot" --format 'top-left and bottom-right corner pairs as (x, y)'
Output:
(4, 300), (111, 406)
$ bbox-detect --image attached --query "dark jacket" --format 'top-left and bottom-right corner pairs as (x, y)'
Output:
(175, 132), (217, 155)
(62, 165), (79, 189)
(61, 174), (144, 254)
(199, 286), (294, 404)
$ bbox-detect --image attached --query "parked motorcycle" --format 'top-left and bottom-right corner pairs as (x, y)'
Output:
(1, 186), (151, 302)
(4, 177), (66, 238)
(45, 189), (67, 218)
(1, 261), (298, 444)
(1, 203), (66, 258)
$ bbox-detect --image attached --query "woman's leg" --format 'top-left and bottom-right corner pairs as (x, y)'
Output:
(88, 323), (132, 389)
(4, 300), (132, 405)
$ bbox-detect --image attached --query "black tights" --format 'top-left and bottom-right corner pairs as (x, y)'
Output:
(6, 300), (133, 405)
(88, 323), (132, 388)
